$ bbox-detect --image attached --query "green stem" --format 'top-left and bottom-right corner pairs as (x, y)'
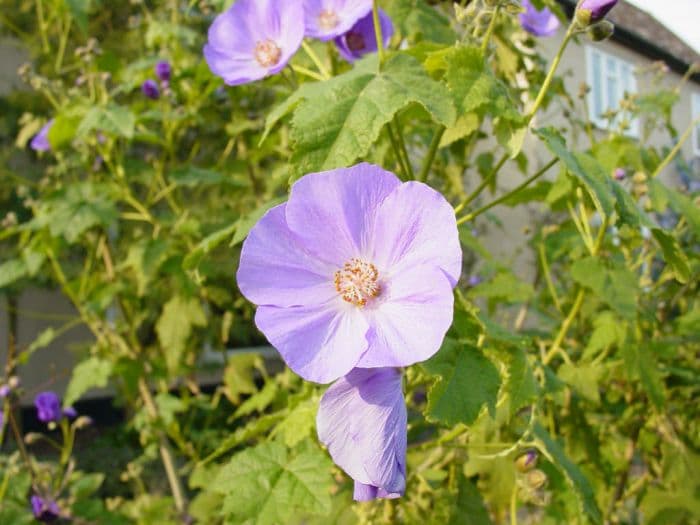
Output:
(36, 0), (50, 52)
(526, 23), (576, 123)
(457, 158), (557, 224)
(510, 485), (518, 525)
(651, 116), (700, 178)
(481, 5), (500, 53)
(393, 117), (414, 179)
(55, 14), (72, 73)
(387, 125), (409, 180)
(454, 153), (508, 214)
(290, 64), (324, 82)
(301, 41), (331, 80)
(418, 126), (445, 182)
(372, 0), (385, 67)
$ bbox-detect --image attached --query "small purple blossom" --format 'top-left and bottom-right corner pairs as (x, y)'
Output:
(63, 406), (78, 419)
(317, 368), (406, 501)
(578, 0), (618, 23)
(519, 0), (560, 37)
(31, 495), (60, 523)
(237, 163), (461, 383)
(30, 120), (53, 152)
(0, 385), (10, 398)
(305, 0), (373, 41)
(467, 275), (482, 287)
(334, 9), (393, 63)
(141, 79), (160, 99)
(204, 0), (305, 86)
(613, 167), (626, 180)
(34, 392), (63, 423)
(155, 60), (171, 83)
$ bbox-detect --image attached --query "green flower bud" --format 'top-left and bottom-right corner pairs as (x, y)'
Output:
(586, 20), (615, 42)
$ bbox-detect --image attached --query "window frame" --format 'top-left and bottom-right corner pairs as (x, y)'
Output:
(585, 46), (639, 137)
(692, 92), (700, 156)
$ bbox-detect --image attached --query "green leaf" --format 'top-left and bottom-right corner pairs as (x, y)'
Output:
(169, 166), (226, 187)
(156, 296), (207, 373)
(289, 53), (455, 178)
(621, 344), (666, 409)
(271, 398), (317, 448)
(64, 357), (113, 407)
(423, 340), (501, 426)
(536, 128), (615, 216)
(233, 381), (278, 419)
(387, 0), (456, 44)
(65, 0), (91, 33)
(230, 197), (286, 246)
(651, 228), (691, 284)
(649, 180), (700, 237)
(581, 311), (626, 361)
(214, 442), (332, 525)
(48, 114), (80, 149)
(468, 272), (534, 304)
(505, 348), (539, 413)
(558, 363), (603, 404)
(183, 221), (238, 270)
(449, 473), (493, 525)
(77, 105), (136, 139)
(0, 259), (27, 288)
(222, 353), (261, 404)
(570, 257), (638, 320)
(534, 423), (603, 525)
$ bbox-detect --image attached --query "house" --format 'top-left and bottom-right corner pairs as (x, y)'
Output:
(1, 0), (698, 409)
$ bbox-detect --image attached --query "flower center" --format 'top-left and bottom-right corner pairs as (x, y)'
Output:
(334, 258), (381, 307)
(345, 31), (366, 52)
(319, 9), (340, 30)
(254, 39), (282, 68)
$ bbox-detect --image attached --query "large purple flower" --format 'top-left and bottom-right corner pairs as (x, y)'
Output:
(304, 0), (373, 41)
(204, 0), (305, 86)
(578, 0), (618, 23)
(31, 495), (60, 523)
(30, 120), (53, 152)
(237, 163), (461, 383)
(334, 8), (393, 63)
(317, 368), (406, 500)
(519, 0), (560, 37)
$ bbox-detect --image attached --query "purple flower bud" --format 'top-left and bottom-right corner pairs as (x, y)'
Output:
(63, 406), (77, 419)
(141, 79), (160, 100)
(0, 385), (10, 398)
(30, 120), (53, 152)
(34, 392), (63, 423)
(577, 0), (618, 23)
(515, 449), (538, 472)
(155, 60), (171, 82)
(334, 9), (393, 63)
(468, 275), (482, 287)
(613, 167), (626, 181)
(31, 495), (60, 523)
(519, 0), (560, 37)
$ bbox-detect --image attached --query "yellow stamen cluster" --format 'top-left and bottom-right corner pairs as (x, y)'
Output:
(334, 258), (381, 307)
(254, 39), (281, 67)
(318, 9), (340, 30)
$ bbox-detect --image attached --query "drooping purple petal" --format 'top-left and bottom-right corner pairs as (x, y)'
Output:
(237, 204), (337, 308)
(579, 0), (618, 22)
(30, 120), (53, 152)
(334, 8), (394, 63)
(304, 0), (373, 41)
(285, 163), (401, 267)
(357, 264), (454, 368)
(31, 495), (60, 523)
(254, 302), (369, 383)
(370, 181), (462, 287)
(317, 367), (406, 500)
(519, 0), (560, 37)
(34, 392), (62, 423)
(204, 0), (305, 85)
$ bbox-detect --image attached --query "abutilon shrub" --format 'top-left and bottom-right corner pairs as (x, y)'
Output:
(0, 0), (698, 524)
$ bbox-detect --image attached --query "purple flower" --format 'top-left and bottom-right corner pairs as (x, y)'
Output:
(34, 392), (62, 423)
(204, 0), (305, 86)
(334, 8), (393, 63)
(317, 368), (406, 500)
(614, 167), (626, 180)
(63, 406), (78, 419)
(578, 0), (618, 23)
(467, 275), (482, 287)
(0, 385), (10, 398)
(519, 0), (560, 37)
(237, 163), (461, 383)
(304, 0), (373, 41)
(155, 60), (171, 83)
(31, 495), (60, 523)
(30, 120), (53, 152)
(141, 79), (160, 99)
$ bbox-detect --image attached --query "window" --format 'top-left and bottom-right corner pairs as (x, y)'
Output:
(586, 46), (639, 136)
(693, 93), (700, 156)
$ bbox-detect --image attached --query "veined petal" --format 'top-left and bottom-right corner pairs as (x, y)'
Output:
(357, 264), (454, 368)
(285, 163), (401, 266)
(255, 302), (369, 383)
(237, 204), (336, 308)
(304, 0), (373, 40)
(370, 181), (462, 286)
(317, 368), (406, 498)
